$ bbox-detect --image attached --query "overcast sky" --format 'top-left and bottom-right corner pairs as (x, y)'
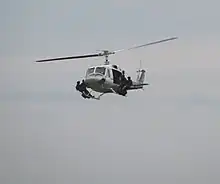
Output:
(0, 0), (220, 184)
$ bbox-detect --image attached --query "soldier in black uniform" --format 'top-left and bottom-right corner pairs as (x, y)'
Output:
(119, 71), (126, 83)
(122, 76), (132, 91)
(75, 81), (81, 91)
(118, 71), (128, 96)
(75, 80), (94, 99)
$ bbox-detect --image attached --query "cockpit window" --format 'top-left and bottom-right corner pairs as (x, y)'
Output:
(95, 67), (106, 75)
(86, 67), (95, 76)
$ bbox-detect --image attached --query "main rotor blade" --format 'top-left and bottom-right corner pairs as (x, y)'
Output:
(114, 37), (178, 53)
(35, 36), (178, 63)
(35, 53), (101, 62)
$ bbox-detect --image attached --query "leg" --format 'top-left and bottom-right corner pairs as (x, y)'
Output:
(84, 89), (94, 98)
(120, 89), (127, 96)
(116, 85), (127, 96)
(81, 92), (90, 99)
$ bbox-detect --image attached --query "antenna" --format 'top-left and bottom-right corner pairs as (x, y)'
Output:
(139, 60), (142, 70)
(136, 60), (142, 72)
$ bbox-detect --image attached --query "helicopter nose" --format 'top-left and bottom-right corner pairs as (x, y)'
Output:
(85, 75), (104, 86)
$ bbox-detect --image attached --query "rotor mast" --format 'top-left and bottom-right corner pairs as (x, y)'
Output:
(105, 55), (109, 65)
(101, 50), (114, 65)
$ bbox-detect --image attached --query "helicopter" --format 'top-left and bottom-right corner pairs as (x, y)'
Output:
(35, 37), (178, 100)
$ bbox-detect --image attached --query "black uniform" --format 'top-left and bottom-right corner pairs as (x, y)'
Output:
(77, 80), (94, 98)
(76, 81), (82, 92)
(118, 76), (133, 96)
(124, 77), (132, 90)
(117, 71), (127, 96)
(119, 71), (127, 88)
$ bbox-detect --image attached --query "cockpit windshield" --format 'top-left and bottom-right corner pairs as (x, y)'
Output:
(95, 67), (106, 75)
(86, 67), (95, 76)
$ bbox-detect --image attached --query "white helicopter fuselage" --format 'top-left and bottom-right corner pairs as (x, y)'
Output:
(85, 75), (116, 93)
(84, 64), (146, 93)
(84, 64), (122, 93)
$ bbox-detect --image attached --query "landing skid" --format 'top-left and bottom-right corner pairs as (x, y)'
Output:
(110, 88), (117, 94)
(82, 92), (105, 100)
(94, 91), (109, 100)
(84, 89), (111, 100)
(83, 88), (127, 100)
(91, 96), (100, 100)
(82, 91), (100, 100)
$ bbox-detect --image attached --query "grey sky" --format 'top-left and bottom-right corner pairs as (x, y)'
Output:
(0, 0), (220, 184)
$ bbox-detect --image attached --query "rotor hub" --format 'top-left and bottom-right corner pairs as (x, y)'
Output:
(99, 50), (115, 65)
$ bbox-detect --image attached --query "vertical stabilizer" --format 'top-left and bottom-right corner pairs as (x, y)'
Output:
(136, 69), (146, 84)
(136, 60), (146, 84)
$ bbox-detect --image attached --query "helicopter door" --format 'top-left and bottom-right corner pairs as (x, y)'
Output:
(112, 69), (122, 84)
